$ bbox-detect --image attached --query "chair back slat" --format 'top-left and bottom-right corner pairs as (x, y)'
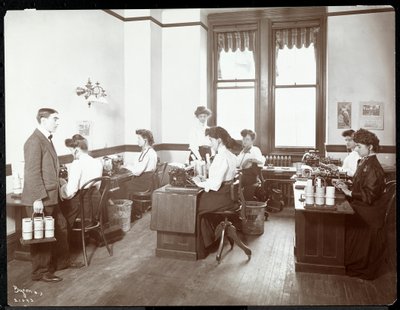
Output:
(79, 176), (111, 224)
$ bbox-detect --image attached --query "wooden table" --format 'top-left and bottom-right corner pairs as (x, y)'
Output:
(150, 185), (203, 260)
(293, 181), (354, 275)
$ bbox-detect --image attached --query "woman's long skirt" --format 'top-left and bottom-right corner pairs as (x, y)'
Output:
(196, 183), (236, 259)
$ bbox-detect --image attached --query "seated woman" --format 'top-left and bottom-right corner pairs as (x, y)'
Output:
(122, 129), (158, 193)
(335, 128), (387, 280)
(236, 129), (265, 200)
(59, 134), (103, 253)
(192, 126), (238, 259)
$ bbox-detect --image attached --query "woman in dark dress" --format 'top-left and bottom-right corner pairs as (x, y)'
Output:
(192, 126), (238, 259)
(335, 128), (387, 280)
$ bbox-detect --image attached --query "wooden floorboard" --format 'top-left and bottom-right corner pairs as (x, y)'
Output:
(7, 208), (396, 306)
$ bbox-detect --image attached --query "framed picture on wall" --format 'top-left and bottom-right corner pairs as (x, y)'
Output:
(337, 101), (351, 129)
(359, 101), (384, 130)
(77, 120), (92, 136)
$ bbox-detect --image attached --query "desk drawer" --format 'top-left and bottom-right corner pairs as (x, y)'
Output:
(156, 231), (197, 260)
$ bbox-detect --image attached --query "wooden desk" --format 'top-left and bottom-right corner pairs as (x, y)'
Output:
(7, 194), (31, 261)
(150, 186), (203, 260)
(262, 166), (296, 205)
(293, 181), (354, 275)
(7, 172), (134, 261)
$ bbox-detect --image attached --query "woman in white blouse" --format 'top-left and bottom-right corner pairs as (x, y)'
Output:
(192, 126), (238, 259)
(188, 106), (213, 162)
(237, 129), (265, 200)
(122, 129), (158, 193)
(327, 129), (360, 177)
(59, 134), (103, 251)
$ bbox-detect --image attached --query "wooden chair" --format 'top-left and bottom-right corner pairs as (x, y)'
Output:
(208, 173), (252, 264)
(129, 162), (168, 218)
(383, 180), (396, 270)
(72, 176), (113, 267)
(384, 180), (396, 225)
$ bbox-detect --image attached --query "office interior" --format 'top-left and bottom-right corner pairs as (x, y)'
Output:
(4, 6), (397, 307)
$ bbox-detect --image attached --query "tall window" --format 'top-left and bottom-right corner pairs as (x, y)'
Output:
(214, 29), (257, 139)
(209, 12), (326, 155)
(272, 26), (321, 152)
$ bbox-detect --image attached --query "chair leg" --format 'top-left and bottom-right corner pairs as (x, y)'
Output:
(226, 224), (251, 259)
(99, 224), (113, 256)
(227, 236), (234, 250)
(216, 222), (226, 264)
(80, 220), (88, 267)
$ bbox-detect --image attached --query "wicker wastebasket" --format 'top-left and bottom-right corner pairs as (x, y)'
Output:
(108, 199), (133, 232)
(242, 201), (267, 235)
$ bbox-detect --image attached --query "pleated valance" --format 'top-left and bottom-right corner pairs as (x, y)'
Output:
(217, 31), (256, 52)
(275, 27), (319, 49)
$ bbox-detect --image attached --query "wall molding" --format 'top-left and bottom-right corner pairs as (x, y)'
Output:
(6, 143), (395, 176)
(326, 7), (394, 17)
(103, 9), (208, 31)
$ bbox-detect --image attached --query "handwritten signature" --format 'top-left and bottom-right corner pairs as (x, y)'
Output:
(13, 285), (43, 303)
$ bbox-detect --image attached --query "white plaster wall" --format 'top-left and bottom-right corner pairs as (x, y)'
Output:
(150, 22), (162, 144)
(123, 20), (152, 144)
(327, 12), (395, 150)
(5, 10), (125, 160)
(161, 26), (208, 143)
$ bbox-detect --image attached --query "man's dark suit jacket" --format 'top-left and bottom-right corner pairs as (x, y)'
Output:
(22, 128), (60, 206)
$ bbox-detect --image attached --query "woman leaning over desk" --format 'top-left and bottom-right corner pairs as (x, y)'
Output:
(59, 134), (103, 257)
(192, 126), (238, 259)
(335, 128), (387, 280)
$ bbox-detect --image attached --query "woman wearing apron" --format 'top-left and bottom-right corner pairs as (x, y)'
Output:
(188, 106), (213, 162)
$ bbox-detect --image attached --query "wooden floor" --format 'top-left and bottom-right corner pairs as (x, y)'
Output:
(7, 208), (396, 306)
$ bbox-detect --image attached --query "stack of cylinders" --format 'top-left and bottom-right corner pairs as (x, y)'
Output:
(22, 218), (33, 240)
(326, 186), (336, 206)
(33, 217), (44, 239)
(315, 186), (325, 205)
(44, 216), (55, 238)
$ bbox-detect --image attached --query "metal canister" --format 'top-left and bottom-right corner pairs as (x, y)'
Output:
(33, 216), (44, 239)
(22, 218), (33, 240)
(44, 216), (55, 238)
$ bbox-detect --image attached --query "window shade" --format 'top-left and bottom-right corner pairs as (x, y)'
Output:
(275, 27), (319, 49)
(217, 31), (256, 52)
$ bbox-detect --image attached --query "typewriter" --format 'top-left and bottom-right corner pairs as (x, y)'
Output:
(168, 166), (197, 187)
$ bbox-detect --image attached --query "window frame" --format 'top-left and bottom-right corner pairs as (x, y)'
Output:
(208, 9), (326, 158)
(209, 22), (261, 144)
(269, 19), (326, 155)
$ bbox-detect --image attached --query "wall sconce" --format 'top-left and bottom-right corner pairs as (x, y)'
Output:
(76, 78), (107, 107)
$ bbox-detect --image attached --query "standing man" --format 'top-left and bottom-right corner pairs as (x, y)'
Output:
(21, 108), (69, 282)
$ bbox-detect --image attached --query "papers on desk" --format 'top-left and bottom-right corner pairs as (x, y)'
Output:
(165, 185), (201, 194)
(263, 166), (297, 173)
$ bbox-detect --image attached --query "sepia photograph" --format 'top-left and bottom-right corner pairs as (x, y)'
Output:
(3, 4), (397, 308)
